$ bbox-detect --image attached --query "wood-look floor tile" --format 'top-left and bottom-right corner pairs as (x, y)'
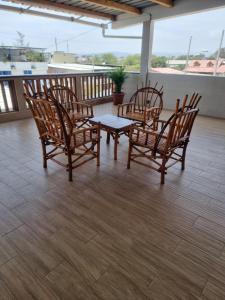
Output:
(0, 278), (16, 300)
(148, 277), (202, 300)
(50, 229), (109, 283)
(0, 257), (60, 300)
(0, 236), (17, 267)
(12, 201), (59, 238)
(46, 262), (101, 300)
(5, 225), (63, 277)
(202, 278), (225, 300)
(94, 266), (149, 300)
(0, 204), (22, 236)
(193, 216), (225, 243)
(175, 240), (225, 285)
(88, 234), (156, 297)
(0, 182), (26, 209)
(132, 239), (208, 297)
(0, 104), (225, 298)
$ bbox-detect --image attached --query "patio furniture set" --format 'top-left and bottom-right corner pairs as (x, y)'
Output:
(24, 82), (201, 184)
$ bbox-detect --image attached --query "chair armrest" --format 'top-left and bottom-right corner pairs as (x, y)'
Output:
(130, 126), (167, 147)
(72, 124), (100, 146)
(73, 124), (99, 136)
(118, 103), (134, 116)
(65, 101), (93, 117)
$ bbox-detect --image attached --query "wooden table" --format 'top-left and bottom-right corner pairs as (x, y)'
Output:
(89, 114), (136, 160)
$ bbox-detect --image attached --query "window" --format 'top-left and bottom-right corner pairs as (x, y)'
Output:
(193, 61), (201, 67)
(23, 70), (32, 75)
(0, 71), (12, 76)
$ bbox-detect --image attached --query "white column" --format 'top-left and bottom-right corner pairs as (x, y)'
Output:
(140, 17), (154, 79)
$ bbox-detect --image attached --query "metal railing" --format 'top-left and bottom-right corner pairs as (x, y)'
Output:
(0, 72), (113, 122)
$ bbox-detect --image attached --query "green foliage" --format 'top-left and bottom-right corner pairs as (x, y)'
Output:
(92, 54), (103, 64)
(123, 54), (140, 66)
(25, 51), (45, 62)
(151, 56), (167, 68)
(176, 54), (206, 60)
(101, 53), (118, 65)
(86, 53), (118, 65)
(108, 67), (127, 93)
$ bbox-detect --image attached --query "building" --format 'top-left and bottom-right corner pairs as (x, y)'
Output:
(48, 63), (113, 74)
(50, 51), (77, 64)
(186, 59), (225, 75)
(0, 46), (50, 75)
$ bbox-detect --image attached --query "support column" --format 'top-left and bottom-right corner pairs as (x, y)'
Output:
(140, 17), (154, 80)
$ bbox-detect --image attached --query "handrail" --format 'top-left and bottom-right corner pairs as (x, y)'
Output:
(0, 72), (114, 123)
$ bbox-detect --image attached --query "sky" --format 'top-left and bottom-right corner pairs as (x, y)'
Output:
(0, 4), (224, 56)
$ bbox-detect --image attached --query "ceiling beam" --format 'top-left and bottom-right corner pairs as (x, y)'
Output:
(150, 0), (173, 8)
(0, 4), (103, 27)
(81, 0), (141, 15)
(8, 0), (116, 20)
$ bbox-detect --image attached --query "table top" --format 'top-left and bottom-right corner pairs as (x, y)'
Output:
(89, 114), (136, 130)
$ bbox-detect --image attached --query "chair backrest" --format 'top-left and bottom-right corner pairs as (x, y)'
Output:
(48, 85), (79, 113)
(129, 82), (163, 112)
(155, 94), (200, 152)
(23, 81), (45, 99)
(185, 93), (202, 110)
(167, 108), (199, 149)
(25, 95), (73, 146)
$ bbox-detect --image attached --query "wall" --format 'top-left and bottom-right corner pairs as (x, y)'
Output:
(0, 62), (48, 75)
(123, 72), (225, 119)
(51, 52), (76, 64)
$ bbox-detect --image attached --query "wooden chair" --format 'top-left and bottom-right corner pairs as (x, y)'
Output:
(48, 85), (93, 128)
(127, 94), (200, 184)
(25, 95), (100, 181)
(118, 82), (163, 128)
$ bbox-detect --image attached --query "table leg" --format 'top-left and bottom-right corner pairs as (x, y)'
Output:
(106, 132), (110, 144)
(114, 132), (119, 160)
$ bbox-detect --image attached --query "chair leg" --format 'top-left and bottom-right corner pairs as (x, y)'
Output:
(181, 143), (188, 171)
(127, 142), (132, 169)
(160, 157), (167, 184)
(68, 151), (73, 182)
(97, 140), (100, 167)
(41, 140), (47, 169)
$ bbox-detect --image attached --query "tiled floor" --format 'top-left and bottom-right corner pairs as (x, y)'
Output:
(0, 103), (225, 299)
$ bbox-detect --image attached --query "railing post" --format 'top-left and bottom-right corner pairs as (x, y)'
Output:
(76, 75), (83, 101)
(14, 78), (28, 112)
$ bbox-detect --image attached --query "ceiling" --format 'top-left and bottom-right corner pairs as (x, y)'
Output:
(6, 0), (173, 20)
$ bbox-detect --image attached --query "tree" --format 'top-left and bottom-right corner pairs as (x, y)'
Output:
(15, 31), (29, 47)
(151, 56), (167, 68)
(25, 51), (45, 62)
(123, 54), (140, 66)
(92, 54), (103, 65)
(101, 53), (118, 65)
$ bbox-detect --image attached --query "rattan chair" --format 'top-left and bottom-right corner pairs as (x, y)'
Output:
(118, 82), (163, 128)
(25, 95), (100, 181)
(48, 85), (93, 128)
(127, 94), (200, 184)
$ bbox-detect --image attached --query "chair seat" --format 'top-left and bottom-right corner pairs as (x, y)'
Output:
(132, 132), (167, 153)
(72, 130), (98, 147)
(69, 112), (91, 121)
(123, 111), (145, 122)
